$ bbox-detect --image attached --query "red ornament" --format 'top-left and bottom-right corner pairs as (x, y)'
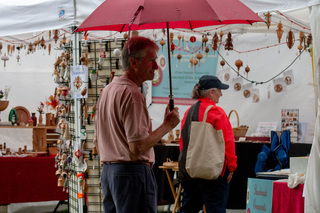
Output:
(171, 42), (175, 55)
(190, 36), (196, 43)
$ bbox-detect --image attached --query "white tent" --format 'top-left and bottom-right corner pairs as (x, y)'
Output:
(0, 1), (319, 212)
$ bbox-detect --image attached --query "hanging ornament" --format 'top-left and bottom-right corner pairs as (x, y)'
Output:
(62, 34), (67, 45)
(7, 44), (10, 55)
(15, 45), (20, 54)
(177, 34), (182, 48)
(170, 42), (175, 56)
(177, 53), (182, 65)
(28, 43), (33, 54)
(11, 45), (15, 55)
(159, 38), (166, 52)
(184, 37), (189, 51)
(219, 31), (224, 41)
(225, 32), (233, 51)
(298, 31), (305, 53)
(196, 52), (203, 67)
(53, 29), (60, 44)
(235, 59), (243, 76)
(190, 36), (196, 50)
(286, 30), (295, 49)
(220, 60), (225, 69)
(212, 32), (219, 53)
(123, 32), (128, 40)
(170, 33), (174, 44)
(16, 55), (20, 64)
(193, 58), (198, 72)
(1, 53), (9, 70)
(48, 43), (51, 55)
(276, 21), (284, 43)
(189, 57), (194, 72)
(265, 12), (272, 29)
(306, 34), (312, 48)
(205, 46), (210, 57)
(244, 65), (250, 77)
(202, 35), (208, 50)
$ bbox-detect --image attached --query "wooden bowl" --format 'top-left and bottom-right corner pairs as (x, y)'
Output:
(0, 100), (9, 111)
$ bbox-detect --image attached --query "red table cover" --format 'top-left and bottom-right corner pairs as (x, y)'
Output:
(0, 156), (68, 204)
(272, 181), (304, 213)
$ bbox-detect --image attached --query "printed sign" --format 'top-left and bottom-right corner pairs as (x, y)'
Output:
(152, 40), (219, 105)
(70, 65), (88, 99)
(246, 178), (273, 213)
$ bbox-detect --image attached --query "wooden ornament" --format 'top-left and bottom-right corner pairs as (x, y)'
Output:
(245, 65), (250, 77)
(219, 31), (224, 41)
(307, 34), (312, 47)
(177, 53), (182, 65)
(220, 60), (225, 67)
(286, 30), (295, 49)
(225, 32), (233, 51)
(177, 34), (182, 47)
(235, 59), (243, 76)
(265, 12), (272, 29)
(205, 46), (210, 57)
(159, 38), (166, 52)
(202, 35), (208, 48)
(243, 90), (251, 98)
(276, 21), (284, 43)
(196, 52), (203, 67)
(298, 31), (305, 53)
(58, 176), (65, 187)
(212, 32), (219, 52)
(234, 83), (242, 91)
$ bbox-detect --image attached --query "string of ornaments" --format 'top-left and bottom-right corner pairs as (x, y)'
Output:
(155, 12), (312, 102)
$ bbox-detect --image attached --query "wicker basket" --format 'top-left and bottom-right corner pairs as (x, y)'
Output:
(228, 110), (249, 137)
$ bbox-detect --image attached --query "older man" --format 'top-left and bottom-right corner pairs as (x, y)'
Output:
(95, 36), (180, 213)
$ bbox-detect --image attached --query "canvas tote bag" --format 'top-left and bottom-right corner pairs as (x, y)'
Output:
(185, 105), (225, 180)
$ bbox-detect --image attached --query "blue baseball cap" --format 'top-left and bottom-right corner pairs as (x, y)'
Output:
(197, 75), (229, 90)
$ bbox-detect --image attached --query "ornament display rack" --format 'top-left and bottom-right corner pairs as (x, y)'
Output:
(78, 38), (125, 212)
(53, 44), (79, 212)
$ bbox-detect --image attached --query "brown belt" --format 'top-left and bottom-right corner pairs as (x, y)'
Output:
(104, 160), (153, 168)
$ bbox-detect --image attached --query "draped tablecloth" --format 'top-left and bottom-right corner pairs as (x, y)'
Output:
(0, 156), (68, 204)
(272, 181), (304, 213)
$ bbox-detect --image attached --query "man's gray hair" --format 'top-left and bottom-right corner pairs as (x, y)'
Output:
(121, 36), (159, 71)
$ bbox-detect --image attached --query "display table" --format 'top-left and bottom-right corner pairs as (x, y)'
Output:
(272, 181), (304, 213)
(153, 144), (180, 205)
(0, 156), (68, 204)
(153, 142), (312, 209)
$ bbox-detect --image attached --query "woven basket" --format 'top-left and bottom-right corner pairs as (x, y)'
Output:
(228, 110), (249, 137)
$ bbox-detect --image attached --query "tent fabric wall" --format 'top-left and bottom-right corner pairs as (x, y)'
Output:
(0, 1), (320, 212)
(304, 4), (320, 213)
(0, 0), (104, 37)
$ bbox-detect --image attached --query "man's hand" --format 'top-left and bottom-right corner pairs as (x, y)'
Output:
(164, 105), (180, 129)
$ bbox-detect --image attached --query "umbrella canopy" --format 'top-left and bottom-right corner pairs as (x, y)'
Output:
(75, 0), (265, 110)
(75, 0), (264, 32)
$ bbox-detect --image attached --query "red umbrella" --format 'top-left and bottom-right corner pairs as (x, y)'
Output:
(75, 0), (264, 109)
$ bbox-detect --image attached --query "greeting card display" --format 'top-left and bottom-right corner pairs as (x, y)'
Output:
(281, 109), (299, 142)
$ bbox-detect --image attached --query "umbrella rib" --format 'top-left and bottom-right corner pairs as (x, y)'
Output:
(188, 21), (193, 30)
(120, 25), (125, 33)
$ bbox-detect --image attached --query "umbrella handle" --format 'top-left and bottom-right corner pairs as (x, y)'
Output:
(169, 98), (174, 111)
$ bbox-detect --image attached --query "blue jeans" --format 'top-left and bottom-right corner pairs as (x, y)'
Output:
(101, 163), (157, 213)
(180, 170), (230, 213)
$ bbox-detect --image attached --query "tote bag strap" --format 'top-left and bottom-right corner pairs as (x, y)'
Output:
(203, 105), (214, 123)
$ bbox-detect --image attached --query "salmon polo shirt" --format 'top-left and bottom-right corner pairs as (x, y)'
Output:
(95, 77), (154, 163)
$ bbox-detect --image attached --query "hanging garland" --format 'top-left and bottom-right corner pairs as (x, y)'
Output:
(216, 49), (305, 85)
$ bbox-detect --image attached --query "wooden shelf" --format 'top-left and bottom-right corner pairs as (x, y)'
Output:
(0, 125), (58, 152)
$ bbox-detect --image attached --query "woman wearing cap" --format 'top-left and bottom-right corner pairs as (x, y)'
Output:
(178, 75), (237, 213)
